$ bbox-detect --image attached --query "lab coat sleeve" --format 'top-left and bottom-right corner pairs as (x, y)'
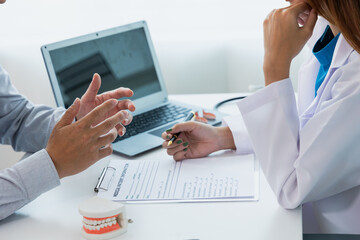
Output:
(0, 149), (60, 220)
(222, 115), (254, 154)
(237, 76), (360, 209)
(0, 66), (65, 152)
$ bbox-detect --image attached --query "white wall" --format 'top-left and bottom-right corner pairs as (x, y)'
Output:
(1, 0), (308, 167)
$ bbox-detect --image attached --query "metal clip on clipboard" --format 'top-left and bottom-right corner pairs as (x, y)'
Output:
(94, 167), (116, 192)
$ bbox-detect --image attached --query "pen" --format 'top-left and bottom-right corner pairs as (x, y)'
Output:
(167, 110), (196, 146)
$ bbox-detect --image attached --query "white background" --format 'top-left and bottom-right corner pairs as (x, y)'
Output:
(0, 0), (308, 167)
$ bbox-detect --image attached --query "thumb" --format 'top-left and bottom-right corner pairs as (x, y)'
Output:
(57, 98), (81, 128)
(82, 73), (101, 102)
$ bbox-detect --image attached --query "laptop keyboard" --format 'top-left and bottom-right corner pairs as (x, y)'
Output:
(114, 104), (191, 142)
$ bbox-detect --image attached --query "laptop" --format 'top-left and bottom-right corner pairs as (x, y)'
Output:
(41, 21), (225, 156)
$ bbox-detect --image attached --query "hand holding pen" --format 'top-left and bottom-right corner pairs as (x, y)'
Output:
(162, 112), (232, 161)
(167, 111), (196, 146)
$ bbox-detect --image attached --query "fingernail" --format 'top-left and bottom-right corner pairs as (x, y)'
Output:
(122, 119), (129, 125)
(183, 142), (189, 147)
(176, 140), (182, 144)
(183, 148), (188, 152)
(165, 128), (172, 132)
(166, 135), (170, 139)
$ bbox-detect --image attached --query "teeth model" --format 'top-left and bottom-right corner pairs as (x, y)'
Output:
(79, 197), (127, 240)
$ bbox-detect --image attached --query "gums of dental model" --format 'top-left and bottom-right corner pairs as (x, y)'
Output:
(79, 196), (128, 239)
(202, 109), (216, 120)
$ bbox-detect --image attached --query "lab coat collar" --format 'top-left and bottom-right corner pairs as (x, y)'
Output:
(314, 35), (354, 99)
(307, 17), (355, 69)
(330, 34), (354, 69)
(306, 17), (328, 49)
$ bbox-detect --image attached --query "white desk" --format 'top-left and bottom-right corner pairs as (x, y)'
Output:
(0, 93), (302, 240)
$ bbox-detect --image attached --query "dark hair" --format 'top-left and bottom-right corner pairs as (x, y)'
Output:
(307, 0), (360, 53)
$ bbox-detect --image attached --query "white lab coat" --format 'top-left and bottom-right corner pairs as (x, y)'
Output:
(223, 17), (360, 234)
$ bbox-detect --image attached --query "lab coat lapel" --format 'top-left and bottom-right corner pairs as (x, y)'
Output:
(299, 34), (354, 128)
(315, 34), (354, 99)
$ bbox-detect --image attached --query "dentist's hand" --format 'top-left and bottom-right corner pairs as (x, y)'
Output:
(162, 122), (235, 161)
(46, 98), (130, 178)
(263, 2), (317, 86)
(76, 73), (135, 136)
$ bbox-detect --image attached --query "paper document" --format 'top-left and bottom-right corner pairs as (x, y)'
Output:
(97, 152), (258, 202)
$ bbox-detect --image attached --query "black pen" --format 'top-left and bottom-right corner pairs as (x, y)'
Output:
(168, 111), (196, 146)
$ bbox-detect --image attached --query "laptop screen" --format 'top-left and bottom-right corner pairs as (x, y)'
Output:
(48, 28), (162, 108)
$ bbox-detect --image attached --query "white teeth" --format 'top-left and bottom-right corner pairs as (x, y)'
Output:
(83, 217), (119, 231)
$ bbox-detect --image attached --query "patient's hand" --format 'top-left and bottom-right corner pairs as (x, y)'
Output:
(46, 98), (132, 178)
(76, 73), (136, 136)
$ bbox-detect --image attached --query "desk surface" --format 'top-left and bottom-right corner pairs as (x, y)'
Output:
(0, 93), (302, 240)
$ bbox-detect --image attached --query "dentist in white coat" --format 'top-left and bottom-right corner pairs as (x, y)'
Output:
(162, 0), (360, 236)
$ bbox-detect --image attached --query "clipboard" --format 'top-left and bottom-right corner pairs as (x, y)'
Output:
(94, 166), (116, 192)
(94, 151), (259, 203)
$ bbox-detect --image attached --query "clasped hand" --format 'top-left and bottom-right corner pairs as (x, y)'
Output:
(46, 73), (135, 178)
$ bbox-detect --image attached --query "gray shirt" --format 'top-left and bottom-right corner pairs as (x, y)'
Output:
(0, 65), (65, 220)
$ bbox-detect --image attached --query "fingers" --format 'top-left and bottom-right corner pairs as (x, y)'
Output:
(173, 149), (187, 161)
(98, 144), (113, 159)
(98, 87), (134, 104)
(97, 127), (118, 148)
(121, 110), (133, 126)
(94, 110), (129, 136)
(162, 136), (183, 148)
(82, 73), (101, 102)
(116, 99), (136, 112)
(57, 98), (80, 128)
(165, 139), (189, 154)
(162, 136), (190, 161)
(80, 99), (117, 127)
(115, 123), (126, 136)
(164, 122), (196, 135)
(302, 8), (317, 34)
(288, 2), (312, 16)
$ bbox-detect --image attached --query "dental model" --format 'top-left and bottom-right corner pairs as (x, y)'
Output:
(79, 196), (128, 240)
(202, 109), (216, 120)
(194, 111), (208, 124)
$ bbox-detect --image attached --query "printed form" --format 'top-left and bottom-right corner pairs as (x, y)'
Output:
(97, 152), (258, 202)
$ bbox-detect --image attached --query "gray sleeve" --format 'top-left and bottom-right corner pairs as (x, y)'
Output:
(0, 66), (63, 220)
(0, 149), (60, 220)
(0, 66), (65, 152)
